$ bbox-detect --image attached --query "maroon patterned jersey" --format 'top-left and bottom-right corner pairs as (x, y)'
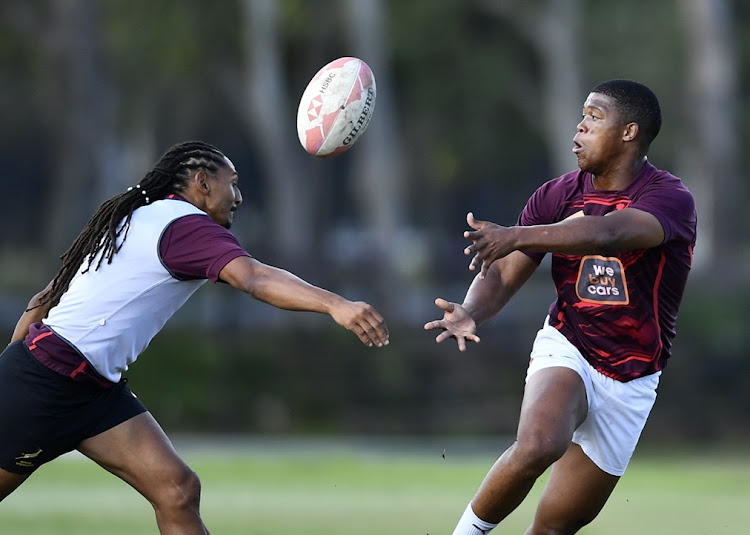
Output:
(519, 162), (697, 381)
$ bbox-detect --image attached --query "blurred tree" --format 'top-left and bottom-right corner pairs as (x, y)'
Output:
(1, 0), (749, 438)
(345, 0), (410, 309)
(239, 0), (313, 264)
(679, 0), (739, 275)
(44, 0), (121, 259)
(479, 0), (583, 176)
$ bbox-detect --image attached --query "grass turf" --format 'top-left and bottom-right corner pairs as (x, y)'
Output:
(1, 440), (748, 534)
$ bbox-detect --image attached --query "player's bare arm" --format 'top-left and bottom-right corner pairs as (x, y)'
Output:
(10, 281), (54, 343)
(425, 251), (537, 351)
(219, 256), (389, 348)
(464, 208), (664, 278)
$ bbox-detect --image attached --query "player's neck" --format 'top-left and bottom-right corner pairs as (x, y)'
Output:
(591, 156), (648, 191)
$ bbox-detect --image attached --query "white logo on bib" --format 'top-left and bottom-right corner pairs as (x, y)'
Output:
(575, 255), (629, 305)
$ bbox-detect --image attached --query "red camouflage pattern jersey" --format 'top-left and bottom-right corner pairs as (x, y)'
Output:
(519, 161), (697, 382)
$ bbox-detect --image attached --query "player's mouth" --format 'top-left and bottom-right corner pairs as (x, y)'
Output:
(572, 140), (583, 154)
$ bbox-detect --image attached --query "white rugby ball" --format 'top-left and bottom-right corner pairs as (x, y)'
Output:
(296, 57), (376, 157)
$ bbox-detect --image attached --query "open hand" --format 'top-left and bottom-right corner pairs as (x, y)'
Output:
(423, 298), (480, 352)
(463, 212), (514, 279)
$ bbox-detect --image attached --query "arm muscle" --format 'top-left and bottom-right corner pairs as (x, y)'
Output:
(463, 251), (538, 326)
(514, 208), (664, 256)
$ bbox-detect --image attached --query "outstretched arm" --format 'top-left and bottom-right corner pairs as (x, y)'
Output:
(425, 251), (538, 351)
(462, 251), (539, 324)
(218, 256), (389, 348)
(11, 280), (54, 343)
(464, 208), (664, 278)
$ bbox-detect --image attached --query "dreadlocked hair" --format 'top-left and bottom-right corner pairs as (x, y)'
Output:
(37, 140), (229, 311)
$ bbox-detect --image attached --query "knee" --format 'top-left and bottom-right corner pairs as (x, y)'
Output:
(510, 434), (569, 475)
(152, 465), (202, 513)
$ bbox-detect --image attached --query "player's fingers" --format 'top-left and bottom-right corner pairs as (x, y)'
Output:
(464, 239), (483, 256)
(358, 315), (387, 347)
(379, 326), (390, 346)
(353, 304), (389, 347)
(434, 298), (454, 313)
(465, 235), (487, 256)
(424, 320), (444, 331)
(352, 325), (372, 346)
(458, 333), (481, 350)
(469, 254), (481, 271)
(464, 229), (481, 242)
(368, 318), (390, 347)
(480, 260), (490, 279)
(360, 323), (377, 346)
(467, 212), (483, 229)
(435, 330), (453, 344)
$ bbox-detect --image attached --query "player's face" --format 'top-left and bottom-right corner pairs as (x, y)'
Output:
(573, 93), (627, 176)
(205, 158), (242, 229)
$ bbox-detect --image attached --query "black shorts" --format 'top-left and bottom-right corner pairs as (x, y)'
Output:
(0, 341), (147, 475)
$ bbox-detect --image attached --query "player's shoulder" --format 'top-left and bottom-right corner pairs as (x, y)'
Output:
(139, 199), (231, 242)
(133, 197), (205, 222)
(165, 212), (233, 241)
(642, 162), (692, 191)
(638, 163), (695, 205)
(154, 197), (207, 217)
(521, 170), (585, 224)
(533, 169), (586, 199)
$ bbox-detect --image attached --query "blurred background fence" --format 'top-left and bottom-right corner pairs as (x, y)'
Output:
(1, 0), (748, 442)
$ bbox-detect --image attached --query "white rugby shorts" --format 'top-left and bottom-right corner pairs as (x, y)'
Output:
(526, 317), (660, 476)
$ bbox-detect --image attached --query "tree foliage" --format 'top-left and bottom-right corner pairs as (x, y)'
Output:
(0, 0), (748, 436)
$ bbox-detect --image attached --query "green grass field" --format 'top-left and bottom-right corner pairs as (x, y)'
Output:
(1, 438), (748, 534)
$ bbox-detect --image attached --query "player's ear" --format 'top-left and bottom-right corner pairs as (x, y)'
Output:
(194, 171), (210, 193)
(623, 122), (638, 142)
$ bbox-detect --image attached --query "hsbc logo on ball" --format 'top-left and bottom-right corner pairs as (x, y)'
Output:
(318, 72), (337, 94)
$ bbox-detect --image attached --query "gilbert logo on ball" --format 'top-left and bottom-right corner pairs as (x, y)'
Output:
(296, 57), (376, 157)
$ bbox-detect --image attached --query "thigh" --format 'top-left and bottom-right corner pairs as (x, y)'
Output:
(517, 366), (588, 447)
(0, 341), (75, 474)
(530, 443), (619, 534)
(0, 342), (147, 475)
(76, 412), (193, 502)
(0, 468), (29, 502)
(572, 372), (659, 476)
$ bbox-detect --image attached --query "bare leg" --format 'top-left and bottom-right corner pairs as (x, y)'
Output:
(471, 367), (588, 524)
(524, 443), (619, 534)
(0, 467), (29, 502)
(77, 412), (209, 535)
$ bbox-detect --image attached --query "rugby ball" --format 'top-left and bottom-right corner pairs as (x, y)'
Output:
(296, 57), (376, 157)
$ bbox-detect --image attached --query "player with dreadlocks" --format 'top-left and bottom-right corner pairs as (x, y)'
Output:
(0, 141), (389, 534)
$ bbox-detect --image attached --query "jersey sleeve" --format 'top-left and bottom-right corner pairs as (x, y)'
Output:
(516, 180), (562, 264)
(630, 180), (697, 245)
(159, 214), (251, 282)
